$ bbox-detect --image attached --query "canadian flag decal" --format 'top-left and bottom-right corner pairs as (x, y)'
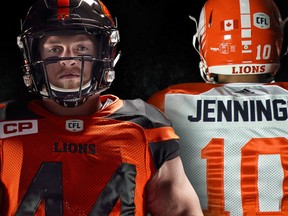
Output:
(220, 19), (239, 31)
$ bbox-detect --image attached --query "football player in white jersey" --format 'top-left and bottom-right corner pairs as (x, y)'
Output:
(148, 0), (288, 215)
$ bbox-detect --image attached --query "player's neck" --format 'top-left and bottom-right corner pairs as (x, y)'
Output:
(218, 74), (269, 83)
(42, 94), (102, 116)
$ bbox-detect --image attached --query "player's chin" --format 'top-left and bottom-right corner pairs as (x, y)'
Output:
(60, 79), (81, 89)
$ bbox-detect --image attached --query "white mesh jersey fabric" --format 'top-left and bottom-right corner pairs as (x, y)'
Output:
(165, 84), (288, 215)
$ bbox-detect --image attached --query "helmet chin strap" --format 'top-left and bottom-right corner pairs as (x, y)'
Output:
(49, 80), (91, 92)
(282, 17), (288, 59)
(113, 52), (121, 67)
(189, 15), (211, 83)
(40, 79), (92, 107)
(189, 15), (200, 55)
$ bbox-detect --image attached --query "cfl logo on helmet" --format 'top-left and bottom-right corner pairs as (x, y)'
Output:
(254, 13), (270, 29)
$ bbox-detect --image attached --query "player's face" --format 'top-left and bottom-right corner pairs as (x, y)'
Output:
(39, 34), (96, 90)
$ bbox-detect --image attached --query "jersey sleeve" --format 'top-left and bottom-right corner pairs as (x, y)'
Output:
(108, 98), (180, 169)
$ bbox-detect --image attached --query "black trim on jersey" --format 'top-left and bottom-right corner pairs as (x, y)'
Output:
(108, 99), (172, 129)
(107, 99), (179, 168)
(0, 100), (41, 121)
(149, 139), (180, 169)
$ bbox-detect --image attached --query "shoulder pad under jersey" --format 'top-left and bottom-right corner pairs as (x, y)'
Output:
(0, 100), (41, 121)
(108, 98), (172, 129)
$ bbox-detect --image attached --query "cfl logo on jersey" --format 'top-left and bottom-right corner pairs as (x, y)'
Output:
(254, 13), (270, 29)
(0, 120), (38, 138)
(66, 119), (84, 132)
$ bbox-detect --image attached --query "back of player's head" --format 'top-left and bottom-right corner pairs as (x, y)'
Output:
(192, 0), (284, 83)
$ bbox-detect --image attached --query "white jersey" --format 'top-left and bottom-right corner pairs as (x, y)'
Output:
(148, 82), (288, 215)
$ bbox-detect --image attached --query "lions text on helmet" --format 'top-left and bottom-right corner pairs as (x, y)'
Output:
(190, 0), (284, 83)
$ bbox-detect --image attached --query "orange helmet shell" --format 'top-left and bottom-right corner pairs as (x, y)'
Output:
(197, 0), (284, 82)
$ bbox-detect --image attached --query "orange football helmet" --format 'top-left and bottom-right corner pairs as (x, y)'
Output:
(192, 0), (284, 83)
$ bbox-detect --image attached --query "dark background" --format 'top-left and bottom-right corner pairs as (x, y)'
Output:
(1, 0), (287, 103)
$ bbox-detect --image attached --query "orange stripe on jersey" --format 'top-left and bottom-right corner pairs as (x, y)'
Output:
(145, 127), (179, 142)
(1, 138), (23, 215)
(57, 0), (69, 19)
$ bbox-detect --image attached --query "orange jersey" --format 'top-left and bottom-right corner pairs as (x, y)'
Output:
(148, 82), (288, 215)
(0, 94), (179, 216)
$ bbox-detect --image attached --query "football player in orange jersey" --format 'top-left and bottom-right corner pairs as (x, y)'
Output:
(148, 0), (288, 215)
(0, 0), (204, 215)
